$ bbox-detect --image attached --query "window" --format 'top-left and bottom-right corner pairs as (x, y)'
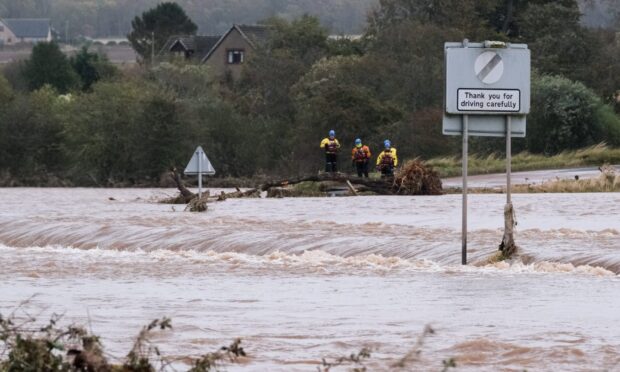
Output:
(227, 49), (244, 64)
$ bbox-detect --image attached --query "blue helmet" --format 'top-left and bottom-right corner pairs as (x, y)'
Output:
(355, 138), (362, 146)
(329, 130), (335, 138)
(384, 139), (391, 149)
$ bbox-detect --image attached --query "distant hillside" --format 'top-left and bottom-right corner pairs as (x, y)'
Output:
(579, 0), (619, 28)
(0, 0), (378, 38)
(0, 0), (615, 39)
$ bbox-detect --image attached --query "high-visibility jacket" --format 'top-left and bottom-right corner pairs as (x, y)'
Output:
(351, 145), (371, 162)
(376, 148), (398, 167)
(320, 138), (340, 154)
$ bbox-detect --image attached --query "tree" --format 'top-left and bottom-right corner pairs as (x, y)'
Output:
(366, 0), (498, 39)
(127, 2), (198, 62)
(70, 47), (117, 91)
(22, 42), (78, 93)
(292, 56), (404, 172)
(64, 81), (147, 184)
(236, 15), (330, 119)
(0, 76), (15, 174)
(0, 85), (69, 179)
(517, 1), (593, 78)
(527, 74), (619, 154)
(135, 94), (191, 179)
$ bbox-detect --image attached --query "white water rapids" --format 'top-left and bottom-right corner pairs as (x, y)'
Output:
(0, 188), (619, 371)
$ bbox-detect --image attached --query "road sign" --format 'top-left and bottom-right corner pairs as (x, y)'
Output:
(443, 41), (530, 137)
(457, 89), (520, 112)
(184, 146), (215, 175)
(475, 51), (504, 84)
(443, 40), (530, 265)
(443, 114), (526, 137)
(184, 146), (215, 199)
(445, 41), (530, 116)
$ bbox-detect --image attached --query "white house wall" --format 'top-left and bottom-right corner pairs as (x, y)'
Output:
(0, 20), (17, 46)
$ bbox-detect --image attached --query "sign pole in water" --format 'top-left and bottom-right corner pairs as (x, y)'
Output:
(184, 146), (216, 198)
(198, 149), (202, 198)
(506, 116), (512, 204)
(443, 39), (530, 264)
(462, 114), (469, 265)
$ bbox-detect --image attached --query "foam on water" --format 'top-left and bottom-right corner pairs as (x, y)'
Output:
(1, 243), (616, 279)
(1, 188), (619, 371)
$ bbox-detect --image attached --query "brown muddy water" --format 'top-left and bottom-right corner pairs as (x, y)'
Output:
(0, 188), (619, 371)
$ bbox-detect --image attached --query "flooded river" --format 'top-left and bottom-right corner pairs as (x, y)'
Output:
(0, 188), (619, 371)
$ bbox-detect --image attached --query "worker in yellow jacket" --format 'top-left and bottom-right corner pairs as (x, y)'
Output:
(376, 139), (398, 178)
(351, 138), (371, 177)
(320, 129), (340, 172)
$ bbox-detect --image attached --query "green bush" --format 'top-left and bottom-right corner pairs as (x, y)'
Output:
(527, 74), (618, 154)
(594, 104), (620, 146)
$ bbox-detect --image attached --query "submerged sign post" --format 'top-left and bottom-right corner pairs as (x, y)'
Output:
(443, 40), (530, 264)
(184, 146), (216, 198)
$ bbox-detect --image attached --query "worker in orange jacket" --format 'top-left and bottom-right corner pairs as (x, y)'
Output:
(376, 139), (398, 178)
(320, 129), (340, 172)
(351, 138), (371, 177)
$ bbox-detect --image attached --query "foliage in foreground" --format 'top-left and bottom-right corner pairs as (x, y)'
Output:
(1, 306), (457, 371)
(0, 310), (244, 372)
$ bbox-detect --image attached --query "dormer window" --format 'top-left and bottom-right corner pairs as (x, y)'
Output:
(227, 49), (244, 64)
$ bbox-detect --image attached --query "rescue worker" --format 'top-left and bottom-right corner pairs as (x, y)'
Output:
(320, 130), (340, 172)
(351, 138), (371, 178)
(376, 139), (398, 178)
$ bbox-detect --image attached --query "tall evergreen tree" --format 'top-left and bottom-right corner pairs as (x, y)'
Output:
(70, 47), (117, 91)
(127, 2), (198, 62)
(23, 42), (78, 93)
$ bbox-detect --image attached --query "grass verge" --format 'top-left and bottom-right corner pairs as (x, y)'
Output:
(425, 143), (620, 177)
(512, 172), (620, 193)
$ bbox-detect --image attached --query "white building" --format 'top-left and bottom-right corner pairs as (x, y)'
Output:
(0, 18), (52, 46)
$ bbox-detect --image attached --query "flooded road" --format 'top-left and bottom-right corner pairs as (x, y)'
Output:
(0, 188), (619, 371)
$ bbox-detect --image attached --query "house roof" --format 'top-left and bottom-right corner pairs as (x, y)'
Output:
(236, 24), (270, 46)
(159, 35), (221, 61)
(2, 18), (50, 38)
(201, 24), (270, 63)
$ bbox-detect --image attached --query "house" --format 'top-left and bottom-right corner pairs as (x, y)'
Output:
(201, 24), (269, 80)
(156, 24), (270, 80)
(0, 18), (52, 46)
(158, 35), (221, 62)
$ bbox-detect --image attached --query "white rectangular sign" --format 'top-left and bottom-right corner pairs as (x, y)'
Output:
(444, 43), (530, 116)
(457, 89), (520, 112)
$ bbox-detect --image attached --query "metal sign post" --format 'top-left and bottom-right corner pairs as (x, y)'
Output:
(197, 148), (203, 198)
(443, 40), (530, 265)
(506, 116), (512, 204)
(462, 115), (469, 265)
(185, 146), (216, 197)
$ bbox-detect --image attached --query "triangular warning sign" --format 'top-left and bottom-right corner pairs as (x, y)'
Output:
(184, 146), (216, 175)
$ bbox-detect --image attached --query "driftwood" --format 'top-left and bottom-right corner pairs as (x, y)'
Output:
(258, 161), (443, 196)
(259, 173), (399, 195)
(162, 168), (260, 206)
(498, 202), (518, 257)
(162, 159), (442, 207)
(217, 188), (260, 200)
(168, 167), (197, 203)
(393, 160), (443, 195)
(185, 192), (209, 212)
